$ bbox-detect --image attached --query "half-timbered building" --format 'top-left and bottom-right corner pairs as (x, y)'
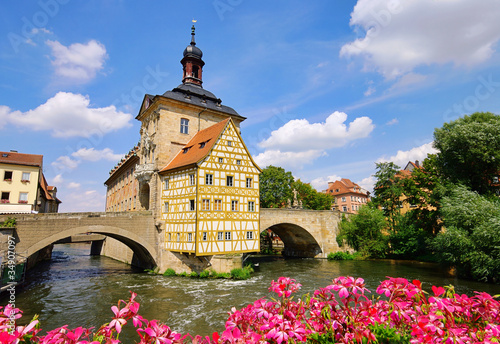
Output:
(159, 118), (261, 255)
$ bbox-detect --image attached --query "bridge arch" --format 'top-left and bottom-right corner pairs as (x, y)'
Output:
(262, 222), (322, 258)
(26, 225), (157, 269)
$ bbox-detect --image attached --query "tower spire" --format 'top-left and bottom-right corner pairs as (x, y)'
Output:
(181, 22), (205, 87)
(191, 23), (196, 45)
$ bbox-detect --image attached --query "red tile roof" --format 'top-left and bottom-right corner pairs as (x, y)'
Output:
(39, 173), (54, 201)
(0, 151), (43, 167)
(159, 118), (231, 173)
(326, 178), (367, 196)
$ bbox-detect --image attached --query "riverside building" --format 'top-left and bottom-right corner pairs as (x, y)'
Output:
(104, 25), (261, 259)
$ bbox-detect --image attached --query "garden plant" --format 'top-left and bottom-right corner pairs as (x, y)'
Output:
(0, 276), (499, 343)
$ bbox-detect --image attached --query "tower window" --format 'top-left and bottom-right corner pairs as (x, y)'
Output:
(192, 66), (199, 79)
(180, 118), (189, 134)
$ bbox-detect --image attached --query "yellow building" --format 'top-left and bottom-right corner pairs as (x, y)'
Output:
(0, 151), (60, 214)
(159, 118), (261, 255)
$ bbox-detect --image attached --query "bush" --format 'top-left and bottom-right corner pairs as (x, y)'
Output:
(189, 271), (199, 278)
(162, 268), (176, 276)
(389, 214), (433, 260)
(327, 252), (354, 260)
(199, 270), (210, 278)
(0, 217), (16, 228)
(230, 265), (254, 280)
(337, 204), (389, 258)
(432, 185), (500, 282)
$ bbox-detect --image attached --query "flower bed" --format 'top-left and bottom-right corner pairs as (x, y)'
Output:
(1, 276), (498, 343)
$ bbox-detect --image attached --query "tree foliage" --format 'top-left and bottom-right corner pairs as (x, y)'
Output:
(433, 112), (500, 195)
(259, 166), (294, 208)
(292, 179), (333, 210)
(372, 162), (404, 231)
(337, 203), (388, 258)
(431, 184), (500, 282)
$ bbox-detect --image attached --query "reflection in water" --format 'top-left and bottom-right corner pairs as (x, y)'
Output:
(2, 244), (500, 339)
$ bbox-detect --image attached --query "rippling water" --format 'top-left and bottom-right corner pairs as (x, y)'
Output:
(3, 243), (500, 339)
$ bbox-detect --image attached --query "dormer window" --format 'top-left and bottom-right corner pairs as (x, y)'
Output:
(227, 141), (232, 147)
(180, 118), (189, 134)
(183, 147), (191, 154)
(200, 142), (206, 148)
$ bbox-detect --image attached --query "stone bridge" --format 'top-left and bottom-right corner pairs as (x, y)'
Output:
(0, 208), (343, 273)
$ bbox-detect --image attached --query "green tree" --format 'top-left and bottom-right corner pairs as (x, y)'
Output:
(372, 162), (404, 231)
(431, 184), (500, 282)
(259, 166), (294, 208)
(433, 112), (500, 195)
(337, 203), (388, 258)
(400, 155), (442, 235)
(292, 179), (333, 210)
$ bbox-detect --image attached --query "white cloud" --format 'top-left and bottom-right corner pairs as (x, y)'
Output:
(51, 147), (123, 176)
(357, 176), (377, 194)
(3, 92), (132, 137)
(46, 39), (108, 82)
(310, 174), (343, 191)
(364, 86), (375, 96)
(67, 182), (81, 189)
(386, 118), (398, 126)
(259, 111), (375, 152)
(341, 0), (500, 79)
(52, 156), (79, 172)
(58, 189), (105, 212)
(72, 148), (123, 162)
(51, 174), (64, 185)
(31, 28), (52, 35)
(377, 142), (438, 168)
(253, 150), (326, 170)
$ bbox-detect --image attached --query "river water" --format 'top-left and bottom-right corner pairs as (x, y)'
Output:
(3, 243), (500, 339)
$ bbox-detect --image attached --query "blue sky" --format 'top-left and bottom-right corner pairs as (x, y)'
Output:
(1, 0), (500, 212)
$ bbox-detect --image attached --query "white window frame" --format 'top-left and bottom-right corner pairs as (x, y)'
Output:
(217, 232), (223, 241)
(202, 199), (210, 211)
(188, 233), (192, 242)
(190, 199), (195, 211)
(205, 174), (213, 185)
(226, 175), (233, 187)
(164, 202), (169, 212)
(202, 232), (207, 241)
(246, 231), (253, 240)
(246, 178), (252, 188)
(219, 157), (223, 163)
(231, 200), (238, 211)
(189, 174), (196, 186)
(21, 172), (30, 182)
(248, 201), (255, 212)
(214, 199), (222, 211)
(180, 118), (189, 134)
(19, 192), (28, 203)
(225, 231), (231, 240)
(163, 178), (169, 190)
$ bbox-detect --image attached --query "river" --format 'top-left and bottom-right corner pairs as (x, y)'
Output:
(3, 243), (500, 339)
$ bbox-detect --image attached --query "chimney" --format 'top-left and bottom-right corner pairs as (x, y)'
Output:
(415, 160), (419, 167)
(10, 150), (18, 153)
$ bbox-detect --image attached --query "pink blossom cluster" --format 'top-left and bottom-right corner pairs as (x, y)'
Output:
(1, 276), (499, 343)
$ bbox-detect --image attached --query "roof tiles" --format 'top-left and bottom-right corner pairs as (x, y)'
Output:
(0, 151), (43, 167)
(159, 118), (231, 173)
